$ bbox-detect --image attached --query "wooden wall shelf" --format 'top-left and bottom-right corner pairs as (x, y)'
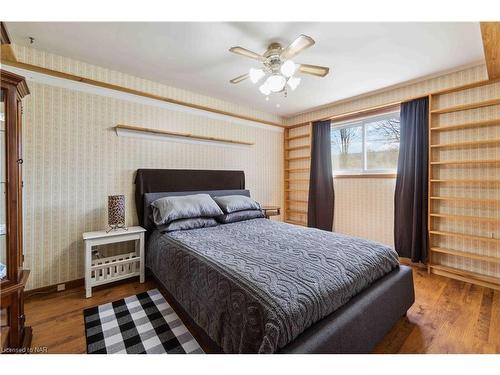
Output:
(431, 98), (500, 114)
(284, 125), (312, 225)
(430, 179), (500, 185)
(430, 213), (500, 224)
(115, 125), (254, 146)
(430, 119), (500, 132)
(430, 264), (500, 289)
(286, 199), (308, 204)
(430, 77), (500, 96)
(286, 156), (311, 161)
(430, 139), (500, 149)
(430, 159), (500, 165)
(3, 60), (284, 129)
(430, 196), (500, 205)
(431, 247), (500, 265)
(430, 230), (500, 244)
(285, 145), (310, 151)
(286, 134), (310, 141)
(428, 80), (500, 289)
(285, 167), (310, 172)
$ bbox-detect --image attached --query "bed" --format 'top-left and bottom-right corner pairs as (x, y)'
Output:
(135, 169), (415, 354)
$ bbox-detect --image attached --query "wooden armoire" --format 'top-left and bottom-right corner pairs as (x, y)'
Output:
(0, 69), (32, 352)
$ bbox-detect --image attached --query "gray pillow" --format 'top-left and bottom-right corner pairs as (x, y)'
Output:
(158, 217), (219, 232)
(213, 195), (261, 214)
(151, 194), (223, 226)
(217, 209), (265, 224)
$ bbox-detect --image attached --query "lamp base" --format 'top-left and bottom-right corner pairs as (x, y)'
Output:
(106, 224), (128, 233)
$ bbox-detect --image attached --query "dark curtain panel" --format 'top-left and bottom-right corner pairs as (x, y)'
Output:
(308, 120), (335, 231)
(394, 97), (429, 263)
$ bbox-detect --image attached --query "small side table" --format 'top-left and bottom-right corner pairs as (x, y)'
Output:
(82, 226), (146, 298)
(262, 205), (281, 219)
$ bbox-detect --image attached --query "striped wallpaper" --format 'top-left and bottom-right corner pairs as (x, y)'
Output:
(285, 64), (490, 248)
(12, 46), (284, 290)
(284, 64), (488, 126)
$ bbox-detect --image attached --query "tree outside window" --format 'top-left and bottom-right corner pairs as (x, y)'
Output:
(331, 111), (400, 174)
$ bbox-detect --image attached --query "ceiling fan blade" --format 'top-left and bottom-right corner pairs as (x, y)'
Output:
(280, 35), (315, 60)
(229, 46), (264, 61)
(298, 64), (330, 77)
(230, 73), (250, 84)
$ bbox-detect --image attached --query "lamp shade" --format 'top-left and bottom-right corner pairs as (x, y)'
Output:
(108, 195), (126, 228)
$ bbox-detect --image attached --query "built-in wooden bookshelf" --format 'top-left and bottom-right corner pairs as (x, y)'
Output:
(283, 124), (312, 226)
(428, 80), (500, 290)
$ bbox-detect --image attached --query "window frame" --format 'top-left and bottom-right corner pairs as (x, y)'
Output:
(331, 110), (400, 177)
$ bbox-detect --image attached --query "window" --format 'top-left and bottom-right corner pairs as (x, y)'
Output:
(331, 111), (400, 175)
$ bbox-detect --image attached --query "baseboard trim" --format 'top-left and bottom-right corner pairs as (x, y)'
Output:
(25, 278), (84, 298)
(24, 276), (145, 298)
(399, 257), (427, 269)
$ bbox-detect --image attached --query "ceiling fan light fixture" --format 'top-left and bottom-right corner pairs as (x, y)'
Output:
(259, 83), (271, 96)
(249, 68), (265, 84)
(287, 76), (301, 91)
(265, 74), (286, 93)
(280, 60), (297, 77)
(228, 35), (329, 98)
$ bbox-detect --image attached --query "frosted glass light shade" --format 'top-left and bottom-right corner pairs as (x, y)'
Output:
(249, 68), (265, 83)
(280, 60), (297, 77)
(287, 76), (301, 91)
(265, 74), (286, 93)
(259, 83), (271, 95)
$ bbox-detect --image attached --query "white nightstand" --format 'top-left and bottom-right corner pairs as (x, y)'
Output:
(82, 226), (146, 298)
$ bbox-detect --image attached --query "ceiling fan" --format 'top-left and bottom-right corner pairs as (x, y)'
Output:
(229, 34), (330, 97)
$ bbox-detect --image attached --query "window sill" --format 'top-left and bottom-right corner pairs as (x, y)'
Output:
(333, 173), (397, 179)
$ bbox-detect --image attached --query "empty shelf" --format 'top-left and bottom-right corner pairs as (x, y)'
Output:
(431, 98), (500, 114)
(430, 230), (500, 243)
(430, 119), (500, 132)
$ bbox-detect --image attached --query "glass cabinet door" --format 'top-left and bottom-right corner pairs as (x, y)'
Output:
(0, 88), (6, 281)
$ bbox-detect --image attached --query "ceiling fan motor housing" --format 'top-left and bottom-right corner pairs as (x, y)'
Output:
(264, 43), (284, 73)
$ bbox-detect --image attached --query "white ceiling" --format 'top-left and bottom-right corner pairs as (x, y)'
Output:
(6, 22), (484, 117)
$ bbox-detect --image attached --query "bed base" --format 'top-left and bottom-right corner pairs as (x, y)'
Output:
(150, 265), (414, 354)
(281, 265), (414, 353)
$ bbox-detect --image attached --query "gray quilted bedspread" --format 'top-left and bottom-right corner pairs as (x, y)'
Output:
(146, 218), (399, 353)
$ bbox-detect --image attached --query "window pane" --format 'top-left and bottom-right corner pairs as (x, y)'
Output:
(331, 125), (363, 172)
(365, 115), (400, 170)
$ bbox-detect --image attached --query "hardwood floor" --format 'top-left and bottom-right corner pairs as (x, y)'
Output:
(25, 279), (156, 354)
(24, 267), (500, 354)
(374, 267), (500, 353)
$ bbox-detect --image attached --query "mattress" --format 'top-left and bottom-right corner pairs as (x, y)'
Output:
(146, 218), (400, 353)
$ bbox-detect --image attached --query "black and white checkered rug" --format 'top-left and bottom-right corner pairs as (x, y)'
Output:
(84, 289), (204, 354)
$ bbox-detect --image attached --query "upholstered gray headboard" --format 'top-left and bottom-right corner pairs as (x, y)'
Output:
(134, 169), (248, 231)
